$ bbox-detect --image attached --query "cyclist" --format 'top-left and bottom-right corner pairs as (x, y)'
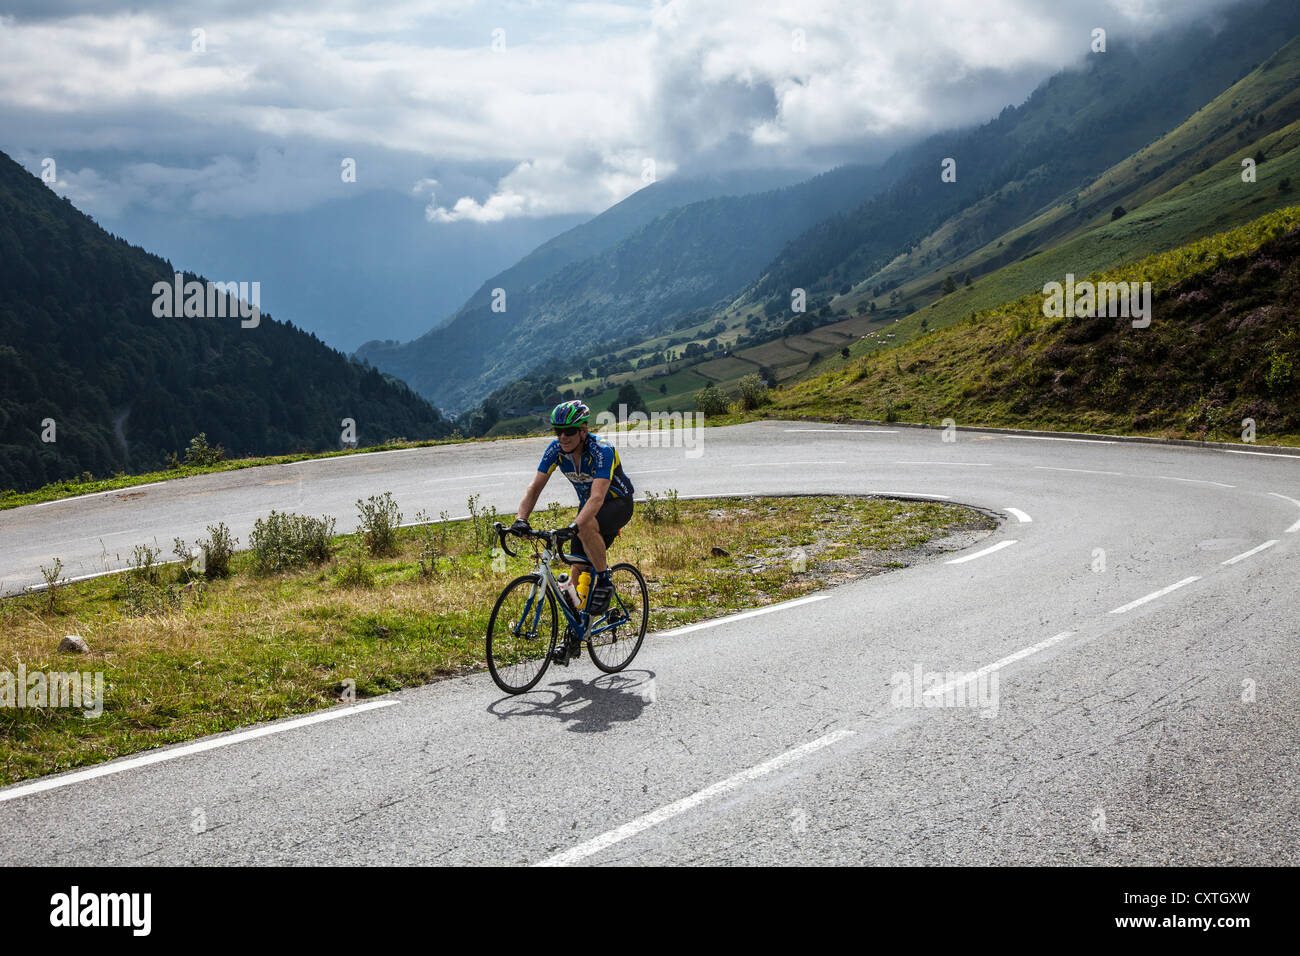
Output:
(511, 400), (634, 617)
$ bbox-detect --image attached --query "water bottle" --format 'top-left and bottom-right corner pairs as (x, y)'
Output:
(558, 573), (579, 609)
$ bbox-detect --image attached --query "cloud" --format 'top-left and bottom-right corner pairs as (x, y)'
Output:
(0, 0), (1254, 222)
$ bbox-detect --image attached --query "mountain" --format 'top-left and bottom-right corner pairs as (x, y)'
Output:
(764, 206), (1300, 443)
(0, 150), (452, 494)
(454, 2), (1300, 432)
(354, 163), (892, 411)
(741, 0), (1300, 310)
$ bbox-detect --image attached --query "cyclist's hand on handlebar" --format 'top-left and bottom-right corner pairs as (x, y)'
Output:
(510, 517), (531, 534)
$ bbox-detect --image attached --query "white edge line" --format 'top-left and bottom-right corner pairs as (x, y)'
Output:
(657, 593), (831, 638)
(945, 539), (1017, 564)
(1156, 476), (1235, 488)
(1267, 492), (1300, 532)
(1034, 466), (1124, 476)
(874, 492), (951, 499)
(1224, 449), (1300, 458)
(1005, 507), (1033, 523)
(1221, 540), (1278, 565)
(1108, 576), (1201, 615)
(34, 481), (168, 508)
(923, 631), (1076, 698)
(536, 728), (856, 866)
(289, 447), (424, 465)
(781, 429), (898, 434)
(1004, 435), (1117, 444)
(0, 701), (399, 804)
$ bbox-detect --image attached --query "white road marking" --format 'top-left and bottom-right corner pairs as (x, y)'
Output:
(1156, 476), (1235, 488)
(536, 728), (856, 866)
(1223, 449), (1300, 459)
(763, 460), (848, 465)
(781, 429), (898, 434)
(1034, 466), (1124, 476)
(873, 492), (951, 499)
(1005, 508), (1033, 523)
(636, 468), (680, 474)
(23, 561), (183, 592)
(35, 482), (167, 508)
(290, 448), (422, 465)
(922, 631), (1076, 699)
(658, 593), (831, 638)
(892, 461), (993, 466)
(0, 701), (399, 804)
(425, 471), (525, 483)
(1108, 576), (1201, 614)
(945, 540), (1017, 564)
(1268, 492), (1300, 533)
(1221, 541), (1278, 566)
(1003, 435), (1117, 444)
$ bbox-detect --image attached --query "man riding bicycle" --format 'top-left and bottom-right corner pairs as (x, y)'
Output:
(511, 400), (634, 617)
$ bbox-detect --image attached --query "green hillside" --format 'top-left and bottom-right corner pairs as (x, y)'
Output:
(455, 9), (1300, 430)
(0, 152), (452, 494)
(764, 208), (1300, 444)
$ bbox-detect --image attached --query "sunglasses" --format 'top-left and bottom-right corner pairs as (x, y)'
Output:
(554, 427), (581, 437)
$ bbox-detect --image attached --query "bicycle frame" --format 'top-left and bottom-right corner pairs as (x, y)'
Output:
(512, 541), (628, 644)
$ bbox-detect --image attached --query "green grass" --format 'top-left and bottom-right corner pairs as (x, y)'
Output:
(0, 494), (990, 785)
(765, 206), (1300, 444)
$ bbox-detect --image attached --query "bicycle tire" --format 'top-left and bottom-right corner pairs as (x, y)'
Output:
(587, 563), (649, 673)
(486, 573), (558, 694)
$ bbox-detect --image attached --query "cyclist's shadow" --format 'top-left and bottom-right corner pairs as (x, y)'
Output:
(487, 670), (656, 733)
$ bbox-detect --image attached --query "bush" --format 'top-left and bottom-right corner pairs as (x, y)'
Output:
(694, 383), (731, 416)
(249, 510), (336, 574)
(184, 433), (225, 467)
(641, 489), (681, 526)
(357, 492), (402, 557)
(199, 522), (237, 579)
(736, 374), (771, 411)
(334, 542), (375, 589)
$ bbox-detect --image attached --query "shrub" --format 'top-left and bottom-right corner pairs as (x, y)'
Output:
(641, 488), (681, 526)
(736, 374), (771, 411)
(249, 511), (336, 574)
(694, 384), (731, 416)
(334, 542), (375, 589)
(357, 492), (402, 557)
(199, 522), (237, 579)
(38, 558), (64, 614)
(1266, 352), (1293, 395)
(184, 433), (225, 467)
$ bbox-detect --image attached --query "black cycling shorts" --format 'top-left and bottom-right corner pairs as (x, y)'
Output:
(568, 495), (634, 563)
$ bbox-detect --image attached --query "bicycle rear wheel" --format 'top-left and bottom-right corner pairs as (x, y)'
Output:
(486, 574), (558, 694)
(587, 563), (648, 673)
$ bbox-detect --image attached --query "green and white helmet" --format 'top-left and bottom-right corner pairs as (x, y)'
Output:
(549, 400), (590, 428)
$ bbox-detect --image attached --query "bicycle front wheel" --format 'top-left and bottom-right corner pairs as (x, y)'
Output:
(587, 563), (648, 673)
(486, 573), (558, 694)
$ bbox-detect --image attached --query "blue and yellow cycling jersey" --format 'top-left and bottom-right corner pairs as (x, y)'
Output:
(537, 433), (634, 507)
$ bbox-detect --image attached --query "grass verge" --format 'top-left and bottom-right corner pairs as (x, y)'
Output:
(0, 494), (993, 786)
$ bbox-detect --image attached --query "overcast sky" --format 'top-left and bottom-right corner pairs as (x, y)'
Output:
(0, 0), (1249, 224)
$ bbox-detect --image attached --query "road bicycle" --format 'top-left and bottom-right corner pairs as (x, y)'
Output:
(485, 522), (649, 694)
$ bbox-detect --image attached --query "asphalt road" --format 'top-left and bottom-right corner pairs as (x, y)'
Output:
(1, 421), (1297, 864)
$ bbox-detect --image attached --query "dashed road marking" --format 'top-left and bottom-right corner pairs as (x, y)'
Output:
(536, 728), (856, 866)
(1109, 576), (1201, 615)
(1221, 541), (1278, 566)
(945, 540), (1017, 564)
